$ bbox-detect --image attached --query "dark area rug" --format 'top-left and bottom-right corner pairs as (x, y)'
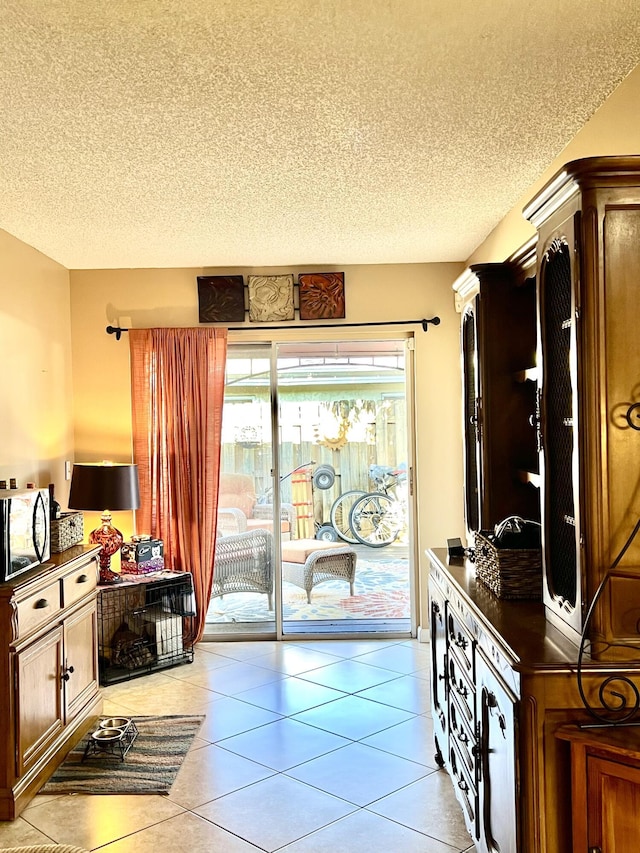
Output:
(41, 714), (204, 795)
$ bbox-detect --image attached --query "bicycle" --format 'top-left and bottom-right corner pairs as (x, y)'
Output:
(324, 464), (407, 547)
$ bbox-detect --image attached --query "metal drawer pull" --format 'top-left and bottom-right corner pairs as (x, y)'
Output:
(35, 598), (49, 609)
(485, 690), (508, 737)
(455, 632), (468, 650)
(76, 574), (88, 583)
(456, 681), (469, 699)
(458, 778), (469, 793)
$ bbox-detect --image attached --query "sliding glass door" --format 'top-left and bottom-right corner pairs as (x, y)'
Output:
(204, 338), (415, 639)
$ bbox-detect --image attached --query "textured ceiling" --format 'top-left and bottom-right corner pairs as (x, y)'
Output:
(1, 1), (639, 269)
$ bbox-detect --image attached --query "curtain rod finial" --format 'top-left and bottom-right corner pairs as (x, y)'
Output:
(106, 325), (122, 340)
(422, 316), (441, 331)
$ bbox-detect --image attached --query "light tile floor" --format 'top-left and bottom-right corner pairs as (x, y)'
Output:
(1, 638), (475, 852)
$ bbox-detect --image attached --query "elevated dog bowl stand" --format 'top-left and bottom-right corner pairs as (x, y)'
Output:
(82, 718), (139, 762)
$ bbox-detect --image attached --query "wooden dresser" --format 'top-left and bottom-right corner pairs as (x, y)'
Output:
(428, 547), (640, 853)
(0, 545), (102, 820)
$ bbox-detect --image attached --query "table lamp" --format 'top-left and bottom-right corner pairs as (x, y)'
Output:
(69, 462), (140, 584)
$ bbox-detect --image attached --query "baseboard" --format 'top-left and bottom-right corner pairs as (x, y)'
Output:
(417, 625), (430, 643)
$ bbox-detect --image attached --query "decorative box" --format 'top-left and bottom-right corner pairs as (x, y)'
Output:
(474, 530), (542, 600)
(120, 537), (164, 574)
(50, 512), (84, 553)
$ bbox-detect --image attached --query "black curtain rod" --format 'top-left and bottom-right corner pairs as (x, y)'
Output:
(106, 317), (440, 340)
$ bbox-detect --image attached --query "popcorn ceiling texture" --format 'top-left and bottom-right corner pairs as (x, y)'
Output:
(0, 1), (639, 269)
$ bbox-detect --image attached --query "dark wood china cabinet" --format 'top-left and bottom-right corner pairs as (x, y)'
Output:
(453, 241), (539, 542)
(430, 157), (640, 853)
(524, 156), (640, 649)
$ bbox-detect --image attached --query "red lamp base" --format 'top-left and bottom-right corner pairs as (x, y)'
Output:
(89, 512), (124, 585)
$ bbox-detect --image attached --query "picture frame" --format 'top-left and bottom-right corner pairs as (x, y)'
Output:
(197, 275), (246, 323)
(248, 274), (295, 322)
(298, 272), (346, 320)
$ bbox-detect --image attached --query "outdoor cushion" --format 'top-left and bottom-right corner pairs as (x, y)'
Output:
(281, 538), (344, 564)
(218, 473), (257, 518)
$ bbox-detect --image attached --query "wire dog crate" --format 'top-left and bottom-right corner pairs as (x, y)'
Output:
(97, 571), (196, 685)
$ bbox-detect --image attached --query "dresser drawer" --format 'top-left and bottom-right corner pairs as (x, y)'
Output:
(450, 696), (476, 779)
(61, 562), (97, 609)
(448, 653), (475, 727)
(15, 580), (62, 641)
(449, 738), (477, 840)
(447, 608), (475, 680)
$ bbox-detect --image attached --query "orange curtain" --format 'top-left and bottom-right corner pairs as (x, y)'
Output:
(129, 327), (227, 642)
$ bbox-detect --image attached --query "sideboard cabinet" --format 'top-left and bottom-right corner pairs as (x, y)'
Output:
(0, 545), (102, 820)
(427, 548), (640, 853)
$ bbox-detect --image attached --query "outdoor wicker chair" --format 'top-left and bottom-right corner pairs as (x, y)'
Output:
(217, 472), (296, 538)
(212, 528), (274, 609)
(281, 539), (357, 603)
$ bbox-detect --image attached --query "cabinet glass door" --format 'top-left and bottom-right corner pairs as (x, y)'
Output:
(462, 304), (480, 535)
(539, 235), (582, 635)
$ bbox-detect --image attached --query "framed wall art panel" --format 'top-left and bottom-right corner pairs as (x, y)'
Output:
(298, 272), (345, 320)
(248, 274), (295, 322)
(197, 275), (246, 323)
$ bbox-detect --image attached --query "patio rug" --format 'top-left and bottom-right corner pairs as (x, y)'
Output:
(207, 555), (410, 623)
(40, 714), (204, 795)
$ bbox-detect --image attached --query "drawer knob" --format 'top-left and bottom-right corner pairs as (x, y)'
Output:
(61, 665), (75, 683)
(35, 598), (49, 609)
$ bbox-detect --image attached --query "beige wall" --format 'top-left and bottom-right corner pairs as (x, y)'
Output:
(468, 64), (640, 265)
(70, 262), (465, 618)
(0, 229), (73, 504)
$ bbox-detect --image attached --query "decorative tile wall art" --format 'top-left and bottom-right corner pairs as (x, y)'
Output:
(197, 275), (246, 323)
(298, 272), (346, 320)
(248, 274), (295, 322)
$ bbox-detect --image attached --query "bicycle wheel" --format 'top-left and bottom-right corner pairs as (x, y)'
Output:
(349, 492), (401, 547)
(329, 490), (366, 544)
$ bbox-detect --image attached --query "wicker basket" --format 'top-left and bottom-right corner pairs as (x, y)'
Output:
(474, 530), (542, 600)
(50, 511), (84, 553)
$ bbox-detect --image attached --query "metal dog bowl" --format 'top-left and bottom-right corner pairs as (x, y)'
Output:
(99, 717), (131, 729)
(91, 728), (123, 741)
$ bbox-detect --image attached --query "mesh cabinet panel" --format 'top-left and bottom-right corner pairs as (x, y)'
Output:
(463, 310), (480, 533)
(541, 241), (577, 606)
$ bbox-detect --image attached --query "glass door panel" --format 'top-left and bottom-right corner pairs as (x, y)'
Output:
(205, 344), (277, 636)
(276, 340), (413, 636)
